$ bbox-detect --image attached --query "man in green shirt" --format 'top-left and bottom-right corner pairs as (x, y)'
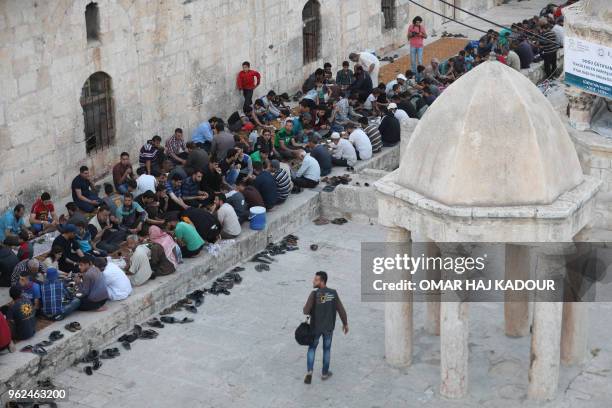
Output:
(167, 218), (204, 258)
(274, 121), (301, 159)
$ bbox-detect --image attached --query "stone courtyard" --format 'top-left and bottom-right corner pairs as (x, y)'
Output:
(54, 222), (612, 408)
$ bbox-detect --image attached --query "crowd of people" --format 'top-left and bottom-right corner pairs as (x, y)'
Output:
(0, 53), (411, 352)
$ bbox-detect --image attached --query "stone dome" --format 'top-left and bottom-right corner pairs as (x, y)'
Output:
(397, 61), (584, 207)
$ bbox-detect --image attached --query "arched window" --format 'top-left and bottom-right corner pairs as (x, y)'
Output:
(302, 0), (321, 64)
(382, 0), (397, 30)
(85, 2), (100, 42)
(81, 72), (115, 154)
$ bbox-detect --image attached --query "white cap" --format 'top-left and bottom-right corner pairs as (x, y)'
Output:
(388, 102), (398, 109)
(396, 74), (407, 81)
(330, 132), (340, 139)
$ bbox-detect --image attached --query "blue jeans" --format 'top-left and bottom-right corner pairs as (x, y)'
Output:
(46, 298), (81, 320)
(307, 332), (333, 374)
(225, 169), (239, 186)
(410, 47), (423, 73)
(117, 183), (129, 194)
(76, 192), (102, 213)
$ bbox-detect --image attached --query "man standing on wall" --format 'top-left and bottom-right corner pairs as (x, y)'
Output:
(408, 16), (427, 74)
(302, 271), (348, 385)
(236, 61), (261, 113)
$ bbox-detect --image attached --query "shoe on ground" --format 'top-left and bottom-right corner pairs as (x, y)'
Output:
(304, 373), (312, 384)
(321, 371), (333, 381)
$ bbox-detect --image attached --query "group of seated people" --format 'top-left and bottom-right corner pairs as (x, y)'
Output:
(426, 3), (566, 87)
(0, 54), (415, 353)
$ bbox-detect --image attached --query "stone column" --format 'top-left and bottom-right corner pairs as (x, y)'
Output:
(438, 244), (469, 399)
(425, 241), (441, 336)
(384, 226), (413, 367)
(504, 244), (531, 337)
(528, 246), (566, 400)
(560, 243), (590, 365)
(565, 86), (597, 131)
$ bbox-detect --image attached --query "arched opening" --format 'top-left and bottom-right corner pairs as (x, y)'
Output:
(85, 2), (100, 42)
(302, 0), (321, 64)
(382, 0), (397, 30)
(81, 72), (115, 154)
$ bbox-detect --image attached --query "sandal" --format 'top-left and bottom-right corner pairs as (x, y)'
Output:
(93, 358), (102, 370)
(100, 348), (120, 359)
(310, 244), (318, 251)
(65, 321), (81, 332)
(32, 345), (48, 356)
(140, 329), (158, 339)
(231, 266), (245, 272)
(147, 318), (165, 328)
(49, 331), (64, 342)
(81, 350), (99, 363)
(121, 341), (131, 351)
(254, 264), (270, 272)
(160, 307), (174, 315)
(36, 340), (53, 347)
(185, 305), (198, 314)
(160, 316), (177, 324)
(180, 317), (194, 324)
(313, 216), (330, 225)
(84, 366), (93, 376)
(20, 345), (33, 353)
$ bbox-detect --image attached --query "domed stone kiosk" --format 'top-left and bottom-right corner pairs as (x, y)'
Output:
(375, 61), (601, 399)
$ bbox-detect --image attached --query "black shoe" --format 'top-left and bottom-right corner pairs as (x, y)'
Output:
(160, 316), (177, 324)
(231, 266), (245, 272)
(84, 366), (93, 376)
(121, 341), (131, 351)
(147, 318), (165, 328)
(92, 358), (102, 370)
(304, 373), (312, 384)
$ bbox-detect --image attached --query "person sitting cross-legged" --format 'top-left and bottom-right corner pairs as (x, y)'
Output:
(330, 132), (357, 169)
(166, 215), (205, 258)
(116, 193), (147, 235)
(293, 150), (321, 189)
(94, 257), (132, 302)
(29, 192), (58, 235)
(5, 286), (36, 341)
(41, 267), (80, 321)
(71, 166), (102, 213)
(124, 235), (153, 287)
(214, 193), (241, 240)
(75, 255), (108, 311)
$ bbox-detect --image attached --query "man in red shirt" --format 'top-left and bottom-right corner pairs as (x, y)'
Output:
(0, 311), (15, 352)
(236, 61), (261, 113)
(29, 192), (58, 235)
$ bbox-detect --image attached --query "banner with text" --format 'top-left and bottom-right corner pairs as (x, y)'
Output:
(564, 36), (612, 99)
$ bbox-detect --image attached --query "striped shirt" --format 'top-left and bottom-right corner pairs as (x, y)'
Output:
(541, 30), (559, 54)
(139, 141), (160, 167)
(364, 124), (383, 153)
(274, 169), (291, 202)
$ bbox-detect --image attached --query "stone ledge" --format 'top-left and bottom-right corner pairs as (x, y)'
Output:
(0, 143), (402, 403)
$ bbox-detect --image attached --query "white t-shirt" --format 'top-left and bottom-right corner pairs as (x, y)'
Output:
(217, 203), (241, 236)
(394, 109), (410, 122)
(103, 261), (133, 301)
(135, 174), (157, 197)
(363, 94), (376, 111)
(349, 129), (373, 160)
(359, 52), (380, 84)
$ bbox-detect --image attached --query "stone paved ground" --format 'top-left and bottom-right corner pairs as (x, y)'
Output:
(50, 221), (612, 408)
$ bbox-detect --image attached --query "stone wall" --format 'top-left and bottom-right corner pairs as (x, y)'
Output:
(0, 0), (494, 210)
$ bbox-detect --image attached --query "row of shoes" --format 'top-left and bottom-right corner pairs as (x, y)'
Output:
(321, 174), (352, 187)
(19, 330), (65, 356)
(441, 31), (467, 38)
(207, 270), (243, 295)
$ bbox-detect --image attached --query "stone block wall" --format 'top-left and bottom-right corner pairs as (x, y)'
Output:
(0, 0), (495, 210)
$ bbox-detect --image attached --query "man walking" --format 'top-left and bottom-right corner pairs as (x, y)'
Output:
(236, 61), (261, 112)
(302, 271), (348, 384)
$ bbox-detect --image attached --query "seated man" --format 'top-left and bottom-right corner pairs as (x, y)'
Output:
(116, 193), (147, 234)
(166, 174), (190, 212)
(378, 107), (401, 147)
(0, 311), (16, 353)
(346, 122), (373, 161)
(270, 160), (291, 203)
(359, 117), (383, 154)
(293, 150), (321, 189)
(88, 205), (126, 254)
(165, 128), (188, 166)
(17, 230), (34, 261)
(0, 236), (19, 287)
(185, 142), (210, 175)
(94, 257), (132, 301)
(52, 224), (84, 274)
(191, 117), (217, 151)
(6, 287), (36, 341)
(125, 235), (153, 287)
(72, 166), (102, 213)
(330, 132), (357, 168)
(41, 267), (80, 321)
(11, 258), (47, 287)
(305, 134), (332, 177)
(179, 208), (222, 244)
(0, 204), (30, 243)
(112, 152), (134, 194)
(135, 167), (158, 198)
(76, 255), (108, 311)
(274, 121), (301, 160)
(139, 135), (163, 176)
(136, 190), (165, 228)
(236, 179), (265, 210)
(29, 192), (58, 235)
(225, 186), (249, 224)
(14, 271), (41, 311)
(181, 170), (210, 207)
(214, 194), (242, 239)
(252, 161), (279, 210)
(166, 215), (206, 257)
